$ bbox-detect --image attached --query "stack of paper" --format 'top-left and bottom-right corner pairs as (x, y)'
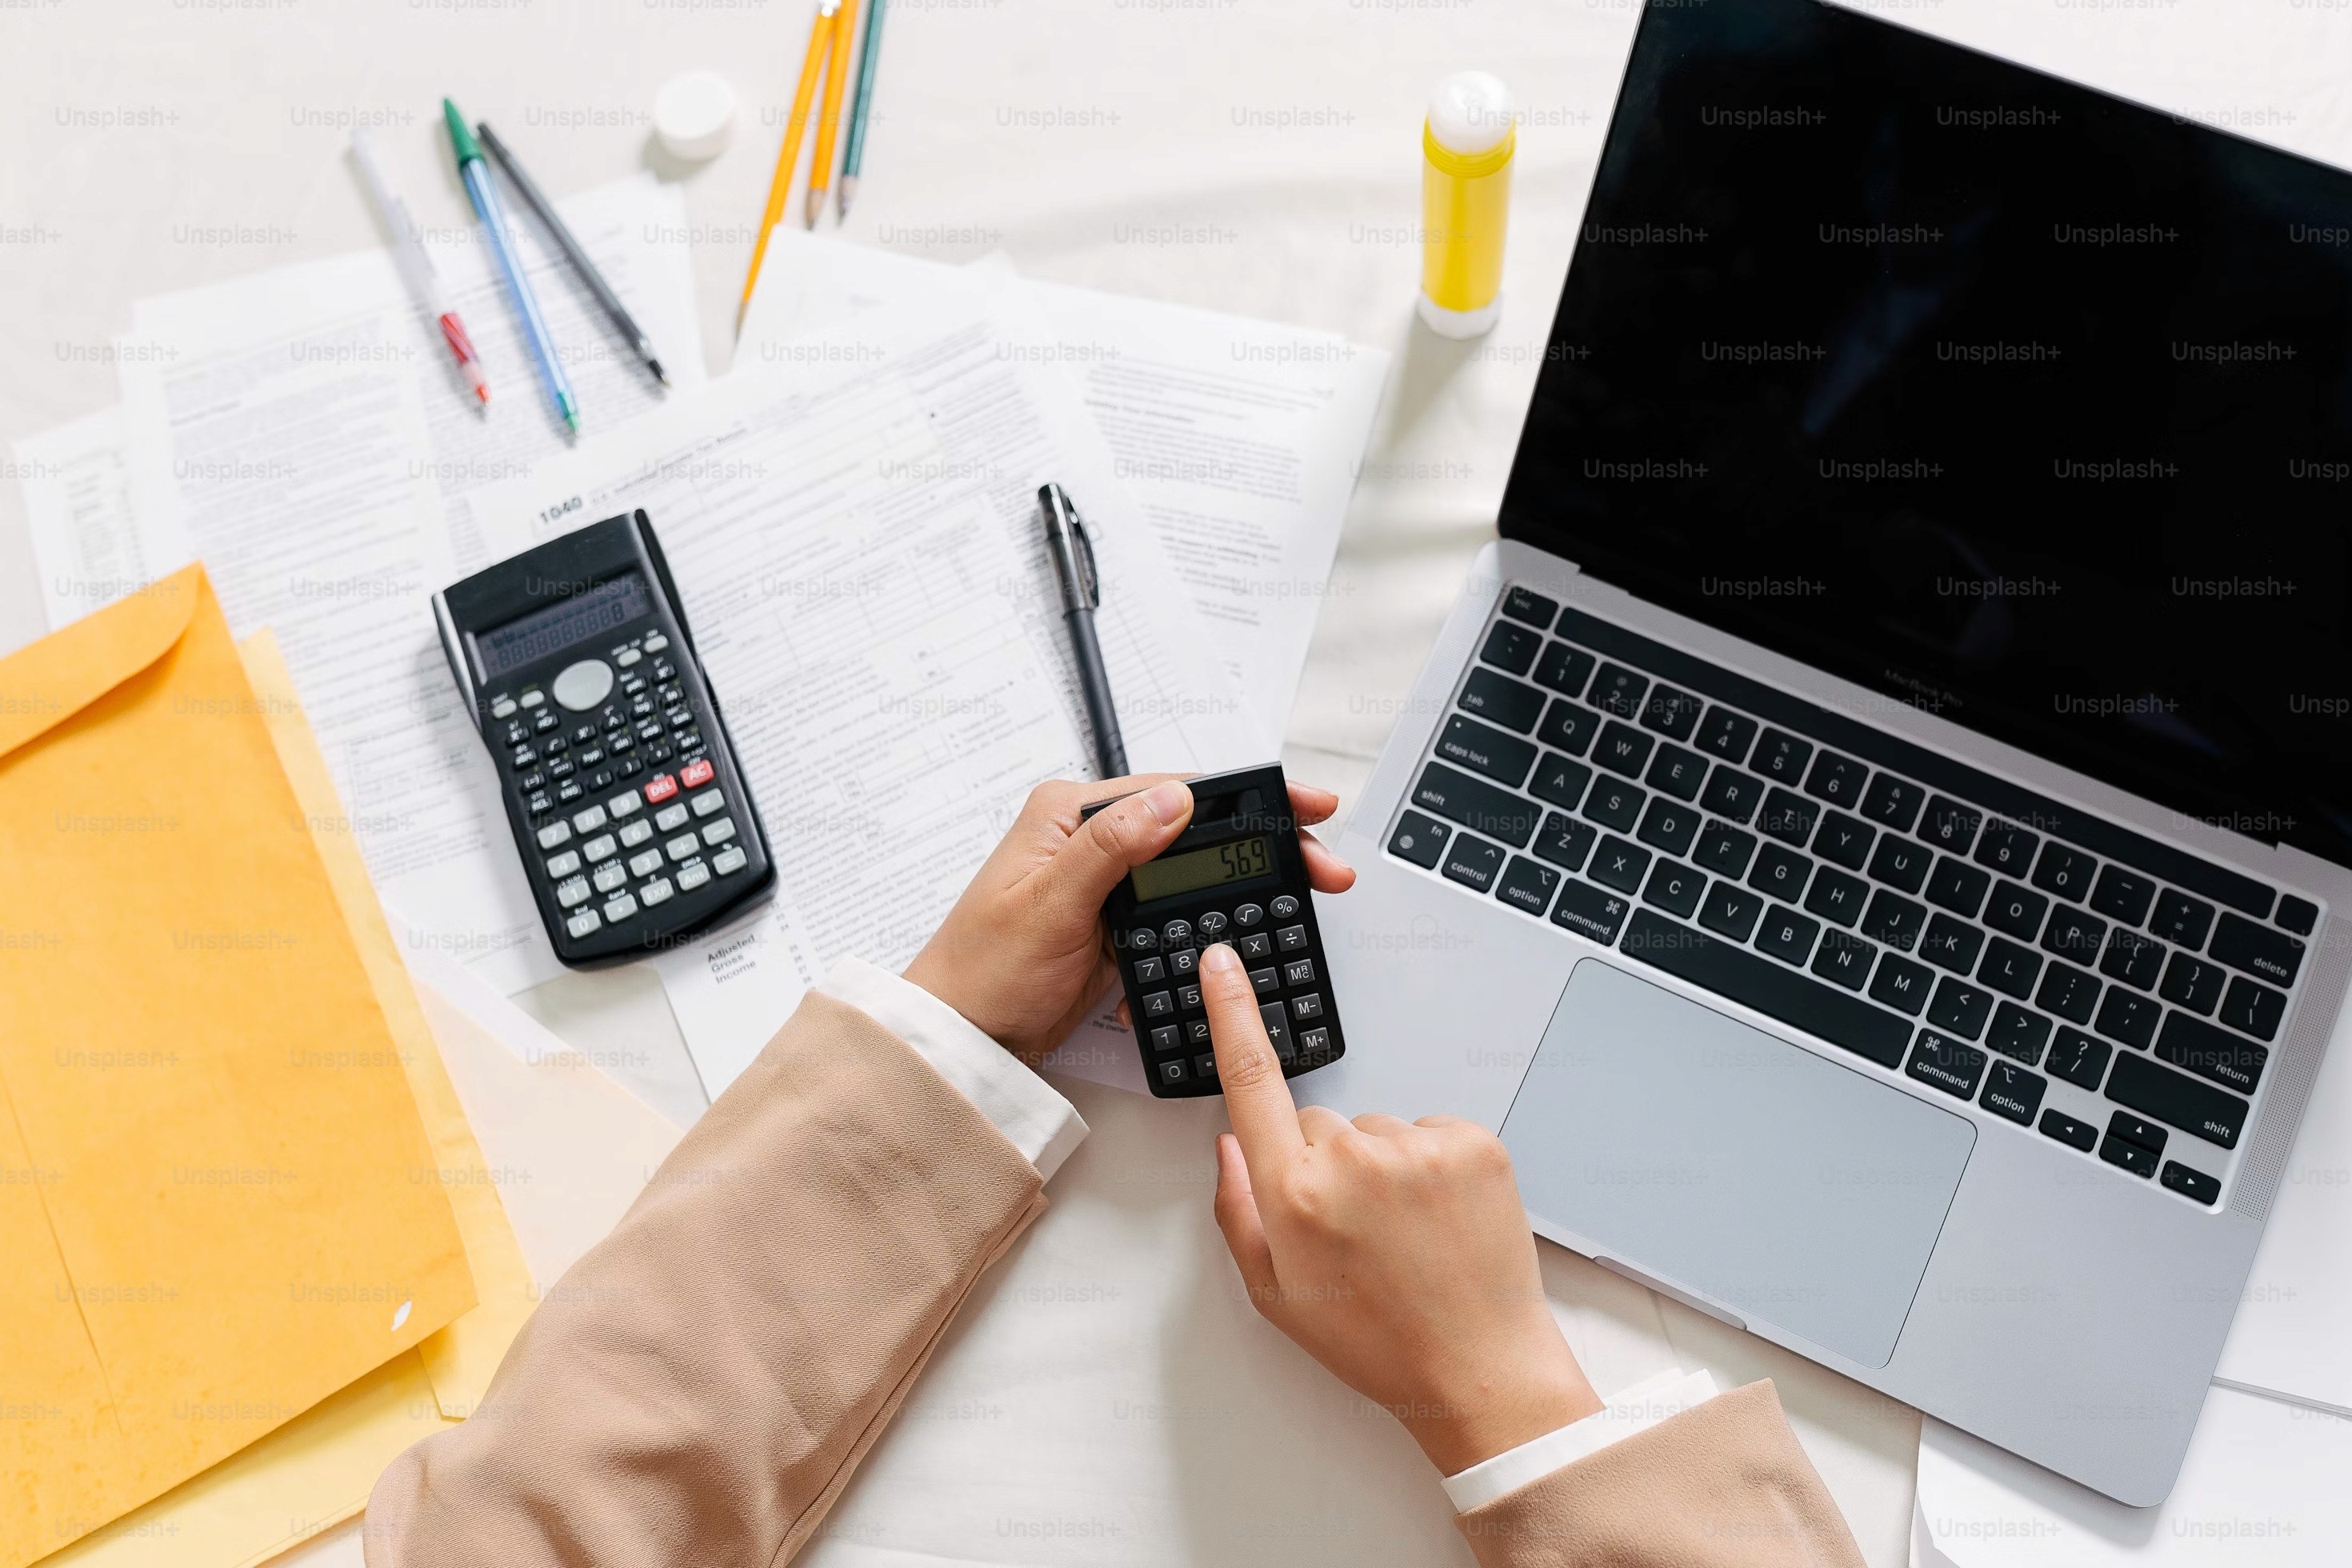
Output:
(18, 194), (1390, 1106)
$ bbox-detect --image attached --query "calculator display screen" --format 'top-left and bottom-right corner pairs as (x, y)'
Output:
(1130, 837), (1274, 904)
(474, 572), (651, 680)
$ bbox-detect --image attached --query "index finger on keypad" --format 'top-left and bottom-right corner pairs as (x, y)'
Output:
(1200, 943), (1306, 1164)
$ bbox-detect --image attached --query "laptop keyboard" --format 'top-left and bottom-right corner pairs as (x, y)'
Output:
(1390, 585), (2322, 1207)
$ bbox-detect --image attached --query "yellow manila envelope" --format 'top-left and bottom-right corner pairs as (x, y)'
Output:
(28, 627), (538, 1568)
(0, 568), (476, 1566)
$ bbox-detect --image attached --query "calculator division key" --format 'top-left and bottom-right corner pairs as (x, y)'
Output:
(1276, 924), (1309, 951)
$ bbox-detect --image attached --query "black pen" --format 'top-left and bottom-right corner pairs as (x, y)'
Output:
(1039, 482), (1128, 778)
(475, 122), (671, 390)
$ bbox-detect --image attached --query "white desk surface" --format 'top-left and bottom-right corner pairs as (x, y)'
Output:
(4, 2), (2343, 1563)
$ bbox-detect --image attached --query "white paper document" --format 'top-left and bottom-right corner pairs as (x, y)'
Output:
(14, 405), (140, 630)
(461, 291), (1261, 1097)
(1912, 1394), (2352, 1567)
(738, 229), (1390, 736)
(400, 930), (683, 1290)
(109, 175), (702, 995)
(2212, 1013), (2352, 1416)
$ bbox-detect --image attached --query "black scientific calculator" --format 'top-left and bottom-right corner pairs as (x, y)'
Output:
(1089, 763), (1346, 1098)
(432, 510), (774, 968)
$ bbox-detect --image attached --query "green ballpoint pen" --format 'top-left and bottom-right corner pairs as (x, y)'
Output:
(838, 0), (886, 220)
(443, 98), (580, 434)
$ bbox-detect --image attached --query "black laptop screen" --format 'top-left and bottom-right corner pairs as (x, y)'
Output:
(1501, 0), (2352, 866)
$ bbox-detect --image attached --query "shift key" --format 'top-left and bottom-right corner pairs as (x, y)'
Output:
(1414, 762), (1540, 848)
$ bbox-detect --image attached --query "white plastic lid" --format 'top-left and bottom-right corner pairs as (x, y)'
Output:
(654, 71), (738, 162)
(1426, 71), (1515, 157)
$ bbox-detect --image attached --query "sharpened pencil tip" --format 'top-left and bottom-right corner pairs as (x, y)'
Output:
(837, 178), (856, 221)
(651, 359), (672, 390)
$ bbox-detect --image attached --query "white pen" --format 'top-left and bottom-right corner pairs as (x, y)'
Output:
(350, 127), (492, 408)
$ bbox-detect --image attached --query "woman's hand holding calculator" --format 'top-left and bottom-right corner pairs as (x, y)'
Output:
(909, 771), (1594, 1478)
(903, 774), (1354, 1062)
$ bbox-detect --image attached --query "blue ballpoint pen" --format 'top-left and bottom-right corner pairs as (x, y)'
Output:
(444, 98), (579, 434)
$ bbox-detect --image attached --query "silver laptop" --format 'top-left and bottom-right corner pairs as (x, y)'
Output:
(1312, 0), (2352, 1506)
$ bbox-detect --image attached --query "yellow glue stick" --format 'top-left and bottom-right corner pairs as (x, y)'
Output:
(1418, 71), (1514, 338)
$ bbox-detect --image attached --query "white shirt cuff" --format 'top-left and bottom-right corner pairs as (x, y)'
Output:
(1441, 1367), (1722, 1513)
(815, 957), (1089, 1182)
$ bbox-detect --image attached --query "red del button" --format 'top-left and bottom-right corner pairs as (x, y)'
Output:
(680, 758), (715, 789)
(644, 773), (678, 803)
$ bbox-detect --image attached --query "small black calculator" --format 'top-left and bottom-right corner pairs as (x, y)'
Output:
(1088, 763), (1346, 1098)
(432, 510), (774, 968)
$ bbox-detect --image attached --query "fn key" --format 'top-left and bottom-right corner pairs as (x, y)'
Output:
(1260, 1001), (1297, 1061)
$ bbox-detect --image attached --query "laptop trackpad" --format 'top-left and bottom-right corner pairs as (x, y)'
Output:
(1500, 960), (1975, 1369)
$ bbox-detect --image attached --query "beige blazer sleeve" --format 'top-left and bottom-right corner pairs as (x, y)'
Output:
(1454, 1381), (1867, 1568)
(363, 990), (1048, 1568)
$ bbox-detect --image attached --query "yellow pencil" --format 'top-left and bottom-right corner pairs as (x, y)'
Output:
(739, 0), (840, 329)
(806, 0), (858, 227)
